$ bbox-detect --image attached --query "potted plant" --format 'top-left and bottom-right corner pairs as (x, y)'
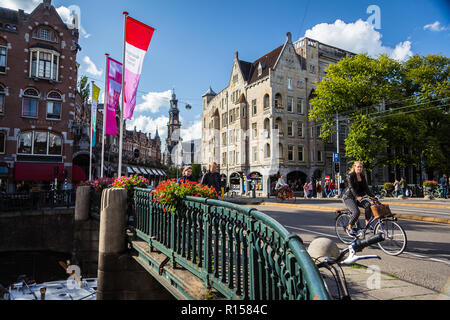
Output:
(384, 182), (394, 190)
(423, 180), (438, 196)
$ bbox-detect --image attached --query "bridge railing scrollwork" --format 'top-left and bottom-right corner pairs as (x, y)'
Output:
(133, 188), (330, 300)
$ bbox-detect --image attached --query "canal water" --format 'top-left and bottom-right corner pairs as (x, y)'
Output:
(0, 251), (72, 287)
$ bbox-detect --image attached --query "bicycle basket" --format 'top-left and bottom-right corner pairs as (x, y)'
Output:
(371, 203), (391, 219)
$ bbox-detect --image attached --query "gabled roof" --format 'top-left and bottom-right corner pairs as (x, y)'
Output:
(238, 60), (253, 82)
(202, 86), (216, 97)
(0, 7), (21, 24)
(248, 45), (284, 85)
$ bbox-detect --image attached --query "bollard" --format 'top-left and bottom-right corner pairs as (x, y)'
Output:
(75, 186), (91, 221)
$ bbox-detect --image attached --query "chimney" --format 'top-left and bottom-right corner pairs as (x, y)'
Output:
(43, 0), (52, 9)
(286, 32), (292, 43)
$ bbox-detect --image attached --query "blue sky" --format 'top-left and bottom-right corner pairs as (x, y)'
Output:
(2, 0), (450, 148)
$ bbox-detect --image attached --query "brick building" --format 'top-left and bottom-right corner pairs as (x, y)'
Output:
(0, 0), (81, 193)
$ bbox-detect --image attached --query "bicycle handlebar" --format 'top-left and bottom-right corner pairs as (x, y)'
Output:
(353, 233), (385, 252)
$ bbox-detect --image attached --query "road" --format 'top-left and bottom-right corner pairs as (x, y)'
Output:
(251, 203), (450, 295)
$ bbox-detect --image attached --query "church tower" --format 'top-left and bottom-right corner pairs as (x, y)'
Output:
(164, 89), (183, 166)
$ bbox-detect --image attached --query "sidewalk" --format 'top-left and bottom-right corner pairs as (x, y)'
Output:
(340, 265), (449, 300)
(226, 197), (450, 224)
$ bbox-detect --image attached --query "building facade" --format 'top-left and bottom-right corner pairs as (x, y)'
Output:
(201, 32), (355, 196)
(0, 0), (81, 193)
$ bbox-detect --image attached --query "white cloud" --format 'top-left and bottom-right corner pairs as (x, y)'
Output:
(126, 115), (169, 142)
(0, 0), (40, 12)
(55, 5), (91, 38)
(303, 19), (413, 61)
(134, 90), (172, 114)
(423, 21), (448, 32)
(83, 56), (103, 77)
(180, 120), (202, 142)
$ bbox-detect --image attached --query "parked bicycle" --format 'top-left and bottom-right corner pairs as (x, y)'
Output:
(310, 233), (385, 300)
(275, 185), (296, 204)
(335, 196), (407, 256)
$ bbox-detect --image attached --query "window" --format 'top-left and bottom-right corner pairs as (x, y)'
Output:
(264, 143), (271, 158)
(297, 98), (304, 114)
(32, 27), (59, 43)
(287, 121), (293, 137)
(252, 146), (257, 163)
(22, 88), (39, 118)
(263, 94), (270, 109)
(222, 132), (227, 146)
(0, 131), (5, 154)
(296, 80), (304, 89)
(317, 150), (323, 162)
(236, 152), (240, 164)
(297, 121), (304, 137)
(287, 96), (294, 112)
(17, 131), (63, 156)
(288, 145), (294, 161)
(287, 77), (293, 90)
(298, 146), (304, 161)
(316, 126), (321, 139)
(252, 99), (257, 116)
(222, 112), (228, 126)
(47, 91), (62, 120)
(229, 151), (234, 165)
(275, 93), (283, 109)
(0, 85), (5, 115)
(30, 49), (59, 81)
(222, 152), (227, 166)
(309, 64), (315, 73)
(278, 143), (283, 158)
(252, 123), (257, 140)
(0, 46), (6, 73)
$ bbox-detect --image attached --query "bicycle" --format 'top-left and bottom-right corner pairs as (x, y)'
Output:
(312, 233), (385, 300)
(334, 196), (407, 256)
(380, 188), (395, 198)
(275, 185), (296, 204)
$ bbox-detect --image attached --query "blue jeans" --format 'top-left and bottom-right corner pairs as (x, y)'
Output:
(443, 186), (448, 199)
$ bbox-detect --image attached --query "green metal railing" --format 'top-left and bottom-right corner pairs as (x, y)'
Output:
(133, 188), (330, 300)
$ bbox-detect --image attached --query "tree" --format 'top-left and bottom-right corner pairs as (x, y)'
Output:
(309, 53), (450, 177)
(78, 75), (90, 105)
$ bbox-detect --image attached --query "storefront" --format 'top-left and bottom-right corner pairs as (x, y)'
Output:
(229, 172), (241, 193)
(247, 172), (263, 192)
(14, 162), (66, 192)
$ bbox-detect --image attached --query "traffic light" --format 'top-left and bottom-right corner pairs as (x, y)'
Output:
(335, 163), (340, 173)
(62, 169), (68, 179)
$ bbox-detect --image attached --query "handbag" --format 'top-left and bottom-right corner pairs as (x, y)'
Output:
(371, 200), (391, 219)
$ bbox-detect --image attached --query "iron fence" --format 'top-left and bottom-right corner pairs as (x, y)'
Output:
(0, 190), (76, 213)
(132, 188), (330, 300)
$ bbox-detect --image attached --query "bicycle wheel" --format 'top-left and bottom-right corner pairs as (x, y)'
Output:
(276, 191), (283, 202)
(374, 219), (407, 256)
(318, 265), (344, 300)
(335, 213), (355, 245)
(288, 191), (296, 204)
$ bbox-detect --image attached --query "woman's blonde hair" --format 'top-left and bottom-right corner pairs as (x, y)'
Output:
(182, 166), (193, 175)
(348, 161), (364, 175)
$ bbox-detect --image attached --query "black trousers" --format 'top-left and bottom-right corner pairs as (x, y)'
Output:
(343, 197), (373, 227)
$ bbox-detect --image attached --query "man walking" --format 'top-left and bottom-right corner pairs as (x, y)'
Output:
(201, 162), (224, 198)
(399, 177), (407, 197)
(440, 174), (448, 199)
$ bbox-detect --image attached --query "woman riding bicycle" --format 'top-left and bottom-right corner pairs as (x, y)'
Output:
(275, 174), (289, 191)
(343, 161), (375, 238)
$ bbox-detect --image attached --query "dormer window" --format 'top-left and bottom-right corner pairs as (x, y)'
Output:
(258, 63), (265, 77)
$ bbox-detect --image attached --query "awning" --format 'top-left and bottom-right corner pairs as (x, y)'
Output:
(155, 169), (163, 176)
(14, 163), (64, 182)
(72, 165), (87, 182)
(160, 170), (167, 177)
(0, 164), (8, 176)
(133, 167), (143, 175)
(127, 166), (135, 174)
(140, 167), (149, 175)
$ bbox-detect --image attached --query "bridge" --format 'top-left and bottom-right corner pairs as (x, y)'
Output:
(96, 188), (330, 300)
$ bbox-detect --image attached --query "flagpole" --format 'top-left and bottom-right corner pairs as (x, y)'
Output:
(101, 53), (109, 178)
(118, 11), (128, 178)
(89, 81), (94, 181)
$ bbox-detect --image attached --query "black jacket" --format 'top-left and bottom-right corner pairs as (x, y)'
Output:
(343, 172), (374, 200)
(200, 171), (223, 193)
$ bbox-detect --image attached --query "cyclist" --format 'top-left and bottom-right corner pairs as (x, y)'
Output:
(275, 174), (289, 192)
(342, 161), (375, 238)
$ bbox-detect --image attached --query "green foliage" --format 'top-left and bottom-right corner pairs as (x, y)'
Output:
(191, 164), (202, 181)
(78, 75), (90, 105)
(309, 53), (450, 173)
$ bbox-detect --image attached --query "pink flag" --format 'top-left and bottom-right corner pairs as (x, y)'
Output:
(105, 57), (123, 135)
(123, 16), (155, 120)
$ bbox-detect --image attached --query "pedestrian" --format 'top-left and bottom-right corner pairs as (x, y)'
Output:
(339, 179), (346, 197)
(394, 179), (400, 198)
(324, 180), (330, 198)
(200, 162), (224, 198)
(328, 179), (335, 198)
(303, 183), (309, 199)
(307, 181), (313, 198)
(316, 181), (323, 198)
(440, 174), (448, 199)
(399, 177), (407, 197)
(177, 166), (196, 184)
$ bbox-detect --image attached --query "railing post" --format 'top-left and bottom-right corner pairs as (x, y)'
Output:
(203, 199), (211, 288)
(75, 186), (91, 222)
(247, 214), (257, 300)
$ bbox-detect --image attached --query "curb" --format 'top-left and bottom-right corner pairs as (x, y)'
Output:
(258, 202), (450, 225)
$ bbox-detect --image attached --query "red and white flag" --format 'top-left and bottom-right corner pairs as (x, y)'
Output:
(123, 16), (155, 120)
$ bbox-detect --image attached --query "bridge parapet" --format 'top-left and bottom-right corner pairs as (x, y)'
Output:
(132, 188), (330, 300)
